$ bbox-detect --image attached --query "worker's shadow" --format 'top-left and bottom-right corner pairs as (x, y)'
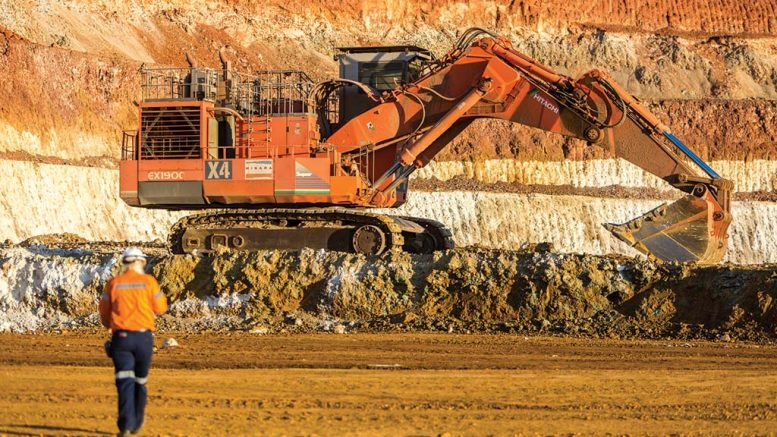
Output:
(0, 423), (113, 436)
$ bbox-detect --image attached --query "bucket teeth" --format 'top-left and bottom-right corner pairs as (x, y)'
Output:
(604, 194), (731, 264)
(603, 222), (638, 246)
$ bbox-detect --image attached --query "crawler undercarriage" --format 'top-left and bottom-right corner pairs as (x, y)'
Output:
(169, 210), (454, 255)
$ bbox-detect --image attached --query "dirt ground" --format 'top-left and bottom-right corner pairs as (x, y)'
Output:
(0, 332), (775, 436)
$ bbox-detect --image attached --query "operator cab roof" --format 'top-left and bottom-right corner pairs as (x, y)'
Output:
(334, 46), (434, 60)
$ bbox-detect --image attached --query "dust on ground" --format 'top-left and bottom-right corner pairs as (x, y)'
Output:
(0, 332), (775, 436)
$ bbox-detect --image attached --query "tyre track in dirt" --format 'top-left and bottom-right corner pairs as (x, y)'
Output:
(0, 334), (776, 436)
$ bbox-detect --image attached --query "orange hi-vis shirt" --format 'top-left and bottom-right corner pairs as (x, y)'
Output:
(99, 270), (168, 331)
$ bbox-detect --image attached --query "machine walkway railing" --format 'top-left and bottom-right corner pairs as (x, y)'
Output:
(133, 67), (324, 161)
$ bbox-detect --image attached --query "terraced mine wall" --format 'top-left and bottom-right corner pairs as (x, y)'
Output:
(2, 160), (776, 264)
(1, 1), (776, 265)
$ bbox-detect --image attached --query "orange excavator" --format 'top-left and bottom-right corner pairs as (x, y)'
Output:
(120, 28), (732, 263)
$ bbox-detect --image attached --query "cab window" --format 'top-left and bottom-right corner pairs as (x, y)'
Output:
(358, 61), (406, 91)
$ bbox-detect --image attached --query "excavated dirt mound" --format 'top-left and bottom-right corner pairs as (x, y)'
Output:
(18, 233), (89, 247)
(2, 246), (775, 340)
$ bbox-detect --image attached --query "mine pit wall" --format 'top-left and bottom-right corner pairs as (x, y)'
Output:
(3, 5), (777, 166)
(389, 192), (777, 265)
(0, 160), (184, 243)
(1, 159), (776, 265)
(416, 159), (777, 192)
(1, 1), (777, 267)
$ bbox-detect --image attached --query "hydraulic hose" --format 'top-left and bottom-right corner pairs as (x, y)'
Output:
(455, 27), (499, 50)
(590, 77), (628, 129)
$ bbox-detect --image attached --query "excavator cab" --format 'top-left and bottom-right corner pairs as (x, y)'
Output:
(334, 46), (433, 125)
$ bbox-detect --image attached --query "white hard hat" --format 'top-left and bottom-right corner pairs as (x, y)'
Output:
(122, 247), (147, 263)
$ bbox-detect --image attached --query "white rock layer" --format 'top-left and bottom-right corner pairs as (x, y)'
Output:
(0, 159), (183, 242)
(0, 159), (774, 264)
(0, 249), (117, 332)
(415, 159), (777, 193)
(391, 192), (777, 264)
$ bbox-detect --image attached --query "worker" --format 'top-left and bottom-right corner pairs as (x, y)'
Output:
(99, 247), (167, 436)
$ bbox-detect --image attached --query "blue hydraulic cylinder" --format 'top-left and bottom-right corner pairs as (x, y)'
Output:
(663, 131), (720, 179)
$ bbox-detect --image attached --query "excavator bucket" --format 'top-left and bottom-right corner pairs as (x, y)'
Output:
(604, 193), (731, 264)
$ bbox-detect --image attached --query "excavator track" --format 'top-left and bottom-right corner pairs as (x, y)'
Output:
(398, 216), (456, 253)
(168, 208), (455, 255)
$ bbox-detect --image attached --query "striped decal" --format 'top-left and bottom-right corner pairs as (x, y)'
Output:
(295, 178), (328, 189)
(294, 161), (329, 192)
(275, 189), (330, 195)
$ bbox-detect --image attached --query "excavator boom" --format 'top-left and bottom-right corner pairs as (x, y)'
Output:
(325, 29), (732, 263)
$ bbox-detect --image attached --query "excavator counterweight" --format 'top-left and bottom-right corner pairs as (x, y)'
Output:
(119, 28), (732, 263)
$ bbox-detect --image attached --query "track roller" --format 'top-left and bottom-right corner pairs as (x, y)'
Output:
(352, 225), (387, 255)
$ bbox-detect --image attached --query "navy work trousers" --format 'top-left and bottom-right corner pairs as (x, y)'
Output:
(111, 330), (153, 432)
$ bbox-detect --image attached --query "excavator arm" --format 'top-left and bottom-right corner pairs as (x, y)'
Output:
(324, 28), (732, 264)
